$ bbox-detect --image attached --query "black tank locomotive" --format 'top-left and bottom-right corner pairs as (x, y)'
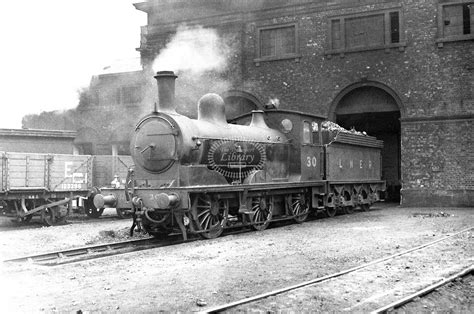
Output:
(95, 71), (385, 239)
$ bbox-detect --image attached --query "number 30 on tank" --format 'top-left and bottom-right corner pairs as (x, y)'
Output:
(306, 156), (317, 167)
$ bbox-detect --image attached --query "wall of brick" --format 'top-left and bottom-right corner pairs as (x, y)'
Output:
(401, 118), (473, 206)
(234, 0), (473, 206)
(134, 0), (473, 206)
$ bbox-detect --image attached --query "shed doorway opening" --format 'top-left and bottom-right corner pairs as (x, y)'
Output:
(334, 85), (401, 202)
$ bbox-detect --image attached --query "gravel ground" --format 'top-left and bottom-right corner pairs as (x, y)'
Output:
(396, 274), (473, 313)
(0, 204), (472, 312)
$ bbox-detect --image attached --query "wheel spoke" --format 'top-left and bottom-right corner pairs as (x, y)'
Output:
(202, 215), (211, 230)
(291, 194), (308, 223)
(198, 209), (210, 219)
(192, 194), (228, 239)
(250, 196), (272, 231)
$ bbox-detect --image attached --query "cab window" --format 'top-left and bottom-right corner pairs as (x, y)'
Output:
(303, 121), (311, 143)
(312, 122), (320, 144)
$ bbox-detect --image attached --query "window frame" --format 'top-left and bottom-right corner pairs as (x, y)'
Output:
(436, 1), (474, 47)
(254, 22), (301, 65)
(325, 7), (406, 57)
(302, 120), (320, 145)
(303, 120), (312, 144)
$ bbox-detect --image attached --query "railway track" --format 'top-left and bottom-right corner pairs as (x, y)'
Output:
(202, 226), (473, 313)
(371, 265), (473, 313)
(2, 236), (193, 266)
(1, 227), (254, 267)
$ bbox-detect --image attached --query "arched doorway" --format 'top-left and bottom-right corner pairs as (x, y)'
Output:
(223, 90), (262, 120)
(330, 82), (402, 202)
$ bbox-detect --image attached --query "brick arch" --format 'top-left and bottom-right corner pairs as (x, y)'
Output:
(222, 90), (264, 120)
(328, 80), (405, 121)
(222, 90), (264, 108)
(329, 79), (403, 203)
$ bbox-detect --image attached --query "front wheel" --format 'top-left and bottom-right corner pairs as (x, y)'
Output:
(192, 194), (228, 239)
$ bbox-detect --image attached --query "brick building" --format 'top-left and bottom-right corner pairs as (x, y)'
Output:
(131, 0), (473, 206)
(75, 61), (154, 156)
(81, 0), (472, 206)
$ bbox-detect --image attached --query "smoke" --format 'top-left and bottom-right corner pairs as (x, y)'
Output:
(153, 25), (231, 75)
(266, 98), (280, 109)
(151, 25), (237, 117)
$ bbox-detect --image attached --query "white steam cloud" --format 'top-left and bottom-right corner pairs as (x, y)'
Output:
(150, 25), (238, 117)
(153, 25), (231, 75)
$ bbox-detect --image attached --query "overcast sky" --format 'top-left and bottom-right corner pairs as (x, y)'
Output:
(0, 0), (146, 129)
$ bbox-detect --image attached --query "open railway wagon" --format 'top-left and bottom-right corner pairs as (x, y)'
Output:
(84, 155), (134, 219)
(0, 152), (93, 225)
(92, 71), (385, 240)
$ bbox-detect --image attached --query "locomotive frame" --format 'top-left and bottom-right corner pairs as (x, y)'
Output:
(94, 71), (385, 240)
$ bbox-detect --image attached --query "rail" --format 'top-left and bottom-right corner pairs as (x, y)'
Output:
(370, 265), (473, 313)
(201, 226), (473, 313)
(3, 236), (192, 266)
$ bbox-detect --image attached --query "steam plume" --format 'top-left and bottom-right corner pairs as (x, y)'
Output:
(151, 25), (237, 117)
(153, 25), (231, 75)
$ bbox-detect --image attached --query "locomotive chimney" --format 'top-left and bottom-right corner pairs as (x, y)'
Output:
(154, 71), (178, 113)
(249, 110), (269, 129)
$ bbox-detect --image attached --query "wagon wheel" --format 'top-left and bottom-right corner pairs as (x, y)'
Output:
(249, 196), (273, 231)
(290, 193), (309, 223)
(12, 200), (35, 224)
(340, 191), (355, 215)
(15, 213), (32, 224)
(325, 207), (337, 218)
(343, 206), (355, 214)
(41, 207), (56, 226)
(358, 190), (370, 211)
(53, 204), (68, 224)
(192, 194), (228, 239)
(84, 197), (104, 218)
(12, 201), (33, 224)
(116, 208), (131, 219)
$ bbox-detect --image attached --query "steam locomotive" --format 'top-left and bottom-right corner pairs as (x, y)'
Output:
(93, 71), (385, 239)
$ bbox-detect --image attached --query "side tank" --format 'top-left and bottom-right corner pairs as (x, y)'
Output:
(130, 71), (290, 185)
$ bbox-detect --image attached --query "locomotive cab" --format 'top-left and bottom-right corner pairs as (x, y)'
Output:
(231, 109), (326, 182)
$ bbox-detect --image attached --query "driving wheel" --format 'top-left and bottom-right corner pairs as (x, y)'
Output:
(192, 194), (228, 239)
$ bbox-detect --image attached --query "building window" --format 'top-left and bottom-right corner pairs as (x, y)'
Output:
(437, 1), (474, 46)
(116, 86), (142, 105)
(255, 24), (300, 64)
(390, 12), (400, 43)
(326, 9), (405, 56)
